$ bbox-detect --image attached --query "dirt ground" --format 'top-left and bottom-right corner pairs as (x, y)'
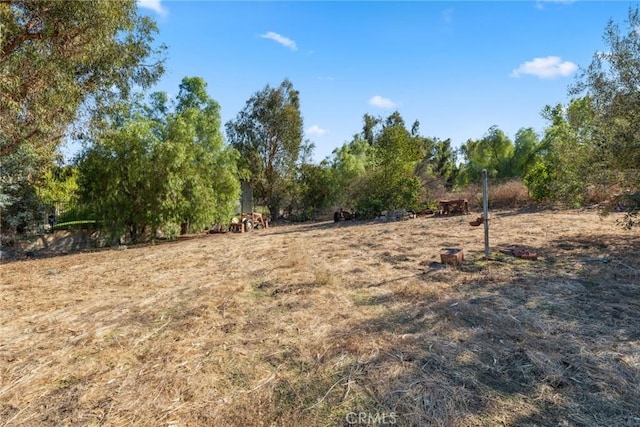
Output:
(1, 209), (639, 426)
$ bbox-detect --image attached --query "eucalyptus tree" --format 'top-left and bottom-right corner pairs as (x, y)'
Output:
(0, 0), (164, 233)
(0, 0), (165, 158)
(225, 79), (304, 219)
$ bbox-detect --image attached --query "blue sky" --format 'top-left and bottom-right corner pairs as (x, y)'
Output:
(133, 0), (635, 163)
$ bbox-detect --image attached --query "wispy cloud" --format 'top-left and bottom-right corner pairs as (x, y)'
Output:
(137, 0), (167, 16)
(535, 0), (576, 10)
(259, 32), (297, 51)
(369, 95), (398, 109)
(306, 125), (327, 136)
(441, 8), (454, 25)
(510, 56), (577, 79)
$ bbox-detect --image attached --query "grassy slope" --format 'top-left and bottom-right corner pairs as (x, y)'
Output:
(1, 209), (639, 426)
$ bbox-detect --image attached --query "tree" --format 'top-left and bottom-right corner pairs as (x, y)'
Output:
(293, 161), (335, 221)
(78, 113), (164, 242)
(570, 6), (640, 172)
(329, 135), (373, 208)
(362, 114), (381, 145)
(511, 128), (542, 178)
(78, 78), (240, 242)
(457, 126), (522, 186)
(353, 112), (425, 217)
(524, 101), (593, 205)
(0, 0), (165, 158)
(569, 6), (640, 223)
(226, 79), (304, 219)
(165, 77), (241, 233)
(0, 145), (50, 233)
(36, 165), (79, 208)
(431, 138), (458, 188)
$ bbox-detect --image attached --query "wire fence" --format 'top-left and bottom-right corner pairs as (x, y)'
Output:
(20, 202), (96, 234)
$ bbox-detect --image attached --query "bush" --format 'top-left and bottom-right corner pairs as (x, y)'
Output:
(489, 180), (531, 209)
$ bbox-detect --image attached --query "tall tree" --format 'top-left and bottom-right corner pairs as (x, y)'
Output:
(362, 114), (381, 145)
(330, 135), (373, 207)
(165, 77), (240, 232)
(0, 0), (165, 158)
(569, 6), (640, 172)
(524, 101), (593, 205)
(457, 126), (515, 185)
(78, 78), (240, 242)
(431, 138), (459, 189)
(511, 128), (543, 177)
(354, 111), (425, 217)
(226, 79), (304, 219)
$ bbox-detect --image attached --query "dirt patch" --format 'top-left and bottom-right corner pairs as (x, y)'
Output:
(1, 209), (639, 426)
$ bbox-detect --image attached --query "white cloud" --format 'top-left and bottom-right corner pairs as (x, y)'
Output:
(259, 32), (297, 51)
(369, 95), (398, 109)
(510, 56), (577, 79)
(137, 0), (167, 16)
(306, 125), (327, 136)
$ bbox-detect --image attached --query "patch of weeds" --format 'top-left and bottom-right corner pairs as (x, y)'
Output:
(57, 375), (79, 389)
(350, 291), (377, 306)
(314, 269), (337, 287)
(539, 302), (559, 314)
(251, 281), (274, 298)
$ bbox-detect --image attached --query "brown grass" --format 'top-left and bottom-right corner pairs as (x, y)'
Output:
(1, 209), (639, 426)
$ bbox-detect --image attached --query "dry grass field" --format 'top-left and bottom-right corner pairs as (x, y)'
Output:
(1, 209), (639, 426)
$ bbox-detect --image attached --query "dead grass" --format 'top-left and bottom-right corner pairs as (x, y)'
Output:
(1, 209), (639, 426)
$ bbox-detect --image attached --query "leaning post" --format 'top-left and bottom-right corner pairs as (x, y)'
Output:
(482, 169), (490, 259)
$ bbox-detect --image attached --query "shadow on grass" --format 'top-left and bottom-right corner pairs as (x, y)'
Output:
(322, 234), (640, 426)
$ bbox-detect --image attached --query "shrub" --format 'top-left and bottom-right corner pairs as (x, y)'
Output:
(489, 180), (531, 209)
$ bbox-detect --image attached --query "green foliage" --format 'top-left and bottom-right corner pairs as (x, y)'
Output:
(570, 6), (640, 172)
(78, 115), (163, 241)
(36, 165), (79, 207)
(0, 0), (165, 158)
(457, 126), (515, 186)
(0, 145), (49, 232)
(350, 112), (425, 218)
(524, 101), (594, 205)
(226, 79), (304, 219)
(329, 135), (373, 207)
(292, 162), (335, 220)
(77, 77), (240, 242)
(431, 138), (459, 188)
(512, 128), (543, 177)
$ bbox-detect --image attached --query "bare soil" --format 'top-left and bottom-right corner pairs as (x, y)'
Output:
(1, 209), (639, 426)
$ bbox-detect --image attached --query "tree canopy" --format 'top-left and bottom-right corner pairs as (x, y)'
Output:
(225, 79), (304, 218)
(570, 6), (640, 172)
(0, 0), (165, 158)
(78, 77), (240, 242)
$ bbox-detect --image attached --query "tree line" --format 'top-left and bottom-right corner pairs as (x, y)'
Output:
(2, 1), (639, 242)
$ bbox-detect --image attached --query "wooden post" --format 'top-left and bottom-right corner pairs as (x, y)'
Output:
(482, 169), (490, 259)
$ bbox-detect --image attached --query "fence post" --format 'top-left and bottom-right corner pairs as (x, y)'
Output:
(482, 169), (490, 259)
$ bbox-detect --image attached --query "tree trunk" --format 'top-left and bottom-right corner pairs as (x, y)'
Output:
(268, 204), (279, 221)
(181, 220), (190, 235)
